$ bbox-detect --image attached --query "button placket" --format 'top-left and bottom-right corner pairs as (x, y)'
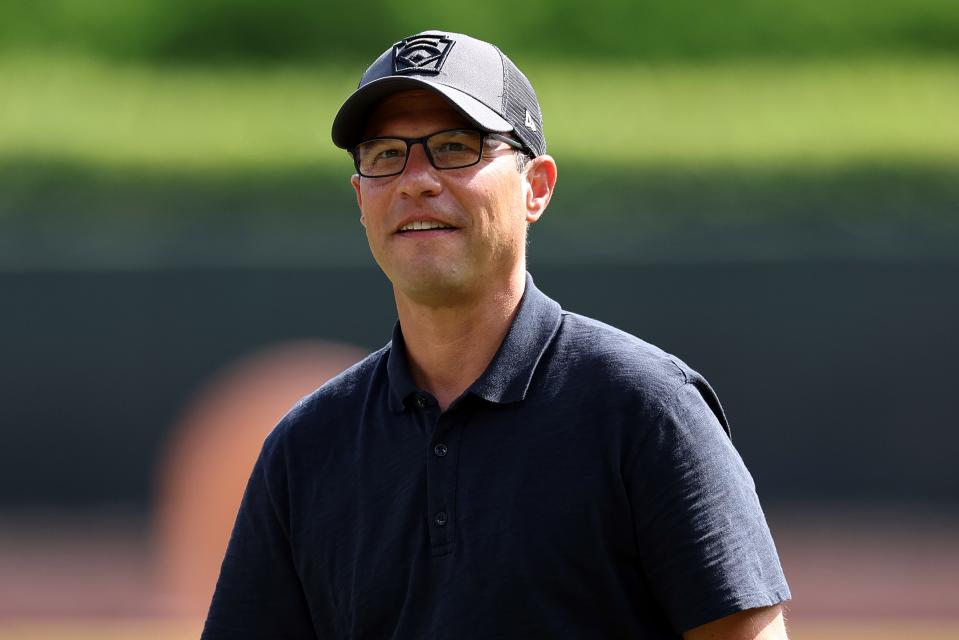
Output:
(425, 415), (462, 557)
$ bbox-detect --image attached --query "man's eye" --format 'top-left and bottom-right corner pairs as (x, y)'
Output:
(377, 148), (403, 159)
(437, 142), (468, 153)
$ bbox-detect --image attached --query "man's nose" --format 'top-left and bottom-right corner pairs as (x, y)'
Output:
(397, 141), (442, 197)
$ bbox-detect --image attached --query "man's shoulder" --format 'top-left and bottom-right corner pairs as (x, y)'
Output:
(550, 309), (730, 434)
(301, 343), (391, 407)
(262, 343), (390, 447)
(553, 310), (700, 403)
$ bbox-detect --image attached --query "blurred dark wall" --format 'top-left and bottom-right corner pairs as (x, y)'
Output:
(3, 260), (957, 513)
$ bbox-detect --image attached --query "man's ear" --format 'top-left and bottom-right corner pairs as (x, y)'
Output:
(351, 174), (365, 227)
(524, 155), (557, 224)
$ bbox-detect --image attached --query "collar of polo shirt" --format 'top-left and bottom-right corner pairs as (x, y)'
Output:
(386, 272), (563, 412)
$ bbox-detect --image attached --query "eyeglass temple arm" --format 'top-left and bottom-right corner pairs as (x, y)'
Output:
(486, 133), (526, 151)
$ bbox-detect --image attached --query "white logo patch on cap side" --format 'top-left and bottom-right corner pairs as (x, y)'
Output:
(524, 109), (538, 132)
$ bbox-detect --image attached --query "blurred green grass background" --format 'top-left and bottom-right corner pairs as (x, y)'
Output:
(2, 0), (958, 62)
(3, 55), (956, 174)
(1, 0), (956, 263)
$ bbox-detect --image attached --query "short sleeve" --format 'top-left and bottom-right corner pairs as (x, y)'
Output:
(628, 382), (791, 633)
(201, 436), (317, 639)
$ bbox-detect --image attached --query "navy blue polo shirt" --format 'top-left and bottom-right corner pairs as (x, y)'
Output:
(202, 273), (790, 639)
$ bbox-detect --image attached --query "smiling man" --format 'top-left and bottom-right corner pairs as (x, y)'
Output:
(202, 30), (791, 639)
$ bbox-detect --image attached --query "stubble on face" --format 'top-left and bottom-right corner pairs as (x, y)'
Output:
(352, 90), (530, 309)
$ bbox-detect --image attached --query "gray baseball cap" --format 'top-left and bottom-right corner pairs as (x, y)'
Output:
(331, 30), (546, 157)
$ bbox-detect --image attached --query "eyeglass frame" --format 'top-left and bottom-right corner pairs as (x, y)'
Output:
(349, 128), (529, 178)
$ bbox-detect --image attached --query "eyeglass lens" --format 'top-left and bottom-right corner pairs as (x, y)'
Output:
(356, 129), (484, 177)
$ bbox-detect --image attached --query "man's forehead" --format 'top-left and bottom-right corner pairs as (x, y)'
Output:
(362, 89), (473, 138)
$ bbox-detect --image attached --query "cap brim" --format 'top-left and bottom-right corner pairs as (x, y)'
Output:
(331, 76), (513, 149)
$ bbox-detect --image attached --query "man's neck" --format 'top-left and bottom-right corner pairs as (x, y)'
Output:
(394, 272), (526, 411)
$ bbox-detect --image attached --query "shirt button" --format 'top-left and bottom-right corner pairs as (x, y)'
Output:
(433, 443), (448, 457)
(434, 511), (448, 526)
(412, 395), (427, 409)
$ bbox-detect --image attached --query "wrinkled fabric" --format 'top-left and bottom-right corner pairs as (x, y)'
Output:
(202, 273), (790, 640)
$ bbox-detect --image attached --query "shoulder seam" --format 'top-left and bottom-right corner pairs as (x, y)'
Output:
(667, 358), (689, 385)
(621, 378), (694, 487)
(627, 377), (692, 466)
(650, 379), (693, 432)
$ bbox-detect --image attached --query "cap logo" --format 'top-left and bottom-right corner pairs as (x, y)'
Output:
(524, 109), (538, 132)
(393, 35), (455, 75)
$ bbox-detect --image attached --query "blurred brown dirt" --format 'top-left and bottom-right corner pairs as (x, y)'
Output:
(0, 619), (202, 640)
(2, 509), (956, 635)
(771, 508), (959, 621)
(1, 617), (958, 640)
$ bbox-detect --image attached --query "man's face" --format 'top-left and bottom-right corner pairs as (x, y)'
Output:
(351, 90), (536, 307)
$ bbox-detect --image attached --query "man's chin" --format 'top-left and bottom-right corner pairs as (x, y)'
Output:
(391, 268), (476, 308)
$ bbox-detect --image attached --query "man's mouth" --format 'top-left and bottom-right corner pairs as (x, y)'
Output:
(398, 220), (456, 233)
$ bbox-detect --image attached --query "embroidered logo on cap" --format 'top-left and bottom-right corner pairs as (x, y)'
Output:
(393, 35), (455, 75)
(524, 109), (538, 132)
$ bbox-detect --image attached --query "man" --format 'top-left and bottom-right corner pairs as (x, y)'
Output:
(202, 30), (791, 639)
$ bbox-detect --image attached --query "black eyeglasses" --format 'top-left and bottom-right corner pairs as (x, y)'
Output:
(350, 128), (526, 178)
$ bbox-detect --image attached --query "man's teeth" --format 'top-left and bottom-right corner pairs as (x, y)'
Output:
(400, 220), (453, 231)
